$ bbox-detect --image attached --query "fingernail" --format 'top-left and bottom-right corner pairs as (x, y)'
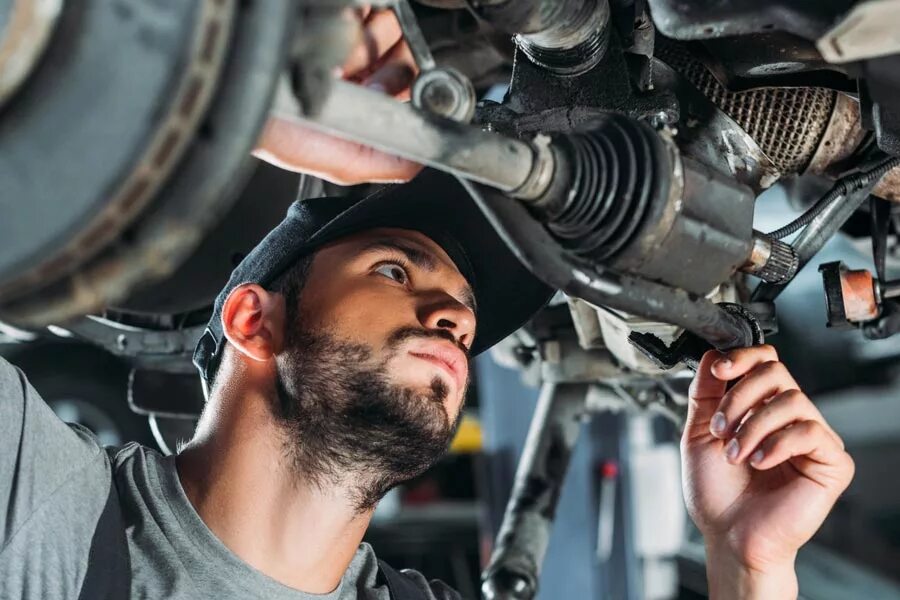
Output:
(366, 81), (386, 93)
(710, 412), (727, 436)
(725, 438), (740, 462)
(715, 358), (732, 370)
(750, 449), (764, 465)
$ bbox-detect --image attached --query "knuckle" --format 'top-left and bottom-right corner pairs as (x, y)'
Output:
(783, 388), (807, 410)
(799, 419), (822, 437)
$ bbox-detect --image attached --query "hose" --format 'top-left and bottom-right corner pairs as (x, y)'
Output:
(767, 155), (900, 240)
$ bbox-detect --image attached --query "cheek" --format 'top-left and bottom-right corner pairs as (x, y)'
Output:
(299, 282), (417, 348)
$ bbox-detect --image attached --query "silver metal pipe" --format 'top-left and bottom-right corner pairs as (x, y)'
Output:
(285, 80), (540, 192)
(481, 382), (588, 600)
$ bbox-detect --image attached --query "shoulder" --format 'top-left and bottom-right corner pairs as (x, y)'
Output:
(346, 543), (462, 600)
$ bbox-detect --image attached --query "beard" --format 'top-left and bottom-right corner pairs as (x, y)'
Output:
(273, 323), (467, 512)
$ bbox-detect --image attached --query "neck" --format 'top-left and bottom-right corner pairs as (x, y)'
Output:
(175, 370), (373, 594)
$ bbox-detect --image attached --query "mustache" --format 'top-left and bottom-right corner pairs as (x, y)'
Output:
(386, 326), (470, 358)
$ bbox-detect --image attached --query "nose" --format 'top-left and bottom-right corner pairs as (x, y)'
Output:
(417, 293), (476, 351)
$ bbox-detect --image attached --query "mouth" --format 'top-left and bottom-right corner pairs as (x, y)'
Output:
(407, 344), (467, 393)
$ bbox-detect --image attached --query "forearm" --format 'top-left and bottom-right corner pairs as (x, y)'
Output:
(705, 541), (798, 600)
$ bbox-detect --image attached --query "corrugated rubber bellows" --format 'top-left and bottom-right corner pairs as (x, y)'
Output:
(540, 115), (671, 263)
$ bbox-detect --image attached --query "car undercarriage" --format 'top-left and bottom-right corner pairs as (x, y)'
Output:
(2, 0), (900, 597)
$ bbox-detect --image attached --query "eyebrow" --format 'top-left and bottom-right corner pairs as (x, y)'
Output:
(360, 239), (477, 313)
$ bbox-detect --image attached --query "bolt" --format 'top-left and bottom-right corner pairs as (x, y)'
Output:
(420, 79), (458, 116)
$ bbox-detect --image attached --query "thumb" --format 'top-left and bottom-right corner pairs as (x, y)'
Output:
(684, 350), (728, 438)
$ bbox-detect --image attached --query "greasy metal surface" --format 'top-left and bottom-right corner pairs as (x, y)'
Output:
(411, 66), (476, 122)
(292, 80), (539, 192)
(460, 179), (757, 351)
(0, 1), (293, 326)
(0, 0), (235, 304)
(656, 38), (836, 175)
(805, 92), (866, 177)
(647, 0), (851, 41)
(514, 0), (610, 76)
(57, 315), (205, 360)
(482, 382), (588, 600)
(747, 235), (798, 284)
(874, 166), (900, 203)
(0, 0), (62, 107)
(609, 151), (756, 295)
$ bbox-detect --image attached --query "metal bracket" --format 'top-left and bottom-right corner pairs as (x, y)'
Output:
(628, 303), (764, 371)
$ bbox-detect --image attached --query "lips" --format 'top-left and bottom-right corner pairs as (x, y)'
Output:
(407, 343), (467, 392)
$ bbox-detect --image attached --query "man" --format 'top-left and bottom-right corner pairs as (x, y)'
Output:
(0, 167), (857, 600)
(0, 9), (855, 600)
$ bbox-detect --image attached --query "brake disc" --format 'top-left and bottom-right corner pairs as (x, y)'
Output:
(0, 0), (295, 326)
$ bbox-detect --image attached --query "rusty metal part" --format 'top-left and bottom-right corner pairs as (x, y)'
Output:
(0, 0), (63, 108)
(819, 261), (881, 328)
(841, 268), (880, 322)
(805, 93), (900, 202)
(805, 93), (867, 177)
(656, 38), (836, 175)
(0, 0), (235, 304)
(874, 165), (900, 202)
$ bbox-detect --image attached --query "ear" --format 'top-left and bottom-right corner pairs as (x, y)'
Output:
(221, 283), (286, 363)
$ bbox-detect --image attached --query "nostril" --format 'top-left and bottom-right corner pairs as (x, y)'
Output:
(436, 318), (455, 329)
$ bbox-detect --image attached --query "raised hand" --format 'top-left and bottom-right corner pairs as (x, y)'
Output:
(682, 345), (854, 599)
(253, 7), (423, 185)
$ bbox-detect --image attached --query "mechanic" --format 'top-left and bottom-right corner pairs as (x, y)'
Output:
(0, 8), (854, 600)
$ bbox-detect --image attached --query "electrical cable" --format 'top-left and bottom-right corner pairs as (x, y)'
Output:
(767, 155), (900, 240)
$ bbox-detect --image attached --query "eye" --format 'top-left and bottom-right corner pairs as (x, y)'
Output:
(374, 262), (409, 285)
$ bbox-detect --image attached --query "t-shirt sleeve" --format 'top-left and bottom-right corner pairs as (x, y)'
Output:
(0, 354), (109, 548)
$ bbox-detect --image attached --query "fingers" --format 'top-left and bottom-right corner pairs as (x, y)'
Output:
(684, 350), (730, 437)
(722, 389), (842, 465)
(253, 117), (423, 184)
(342, 9), (403, 81)
(360, 40), (417, 98)
(748, 419), (855, 487)
(709, 344), (780, 382)
(711, 360), (797, 438)
(685, 345), (790, 443)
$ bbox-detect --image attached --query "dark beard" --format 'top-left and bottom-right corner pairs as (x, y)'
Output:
(273, 325), (466, 512)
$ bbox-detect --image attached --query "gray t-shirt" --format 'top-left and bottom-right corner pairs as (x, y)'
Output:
(0, 356), (460, 599)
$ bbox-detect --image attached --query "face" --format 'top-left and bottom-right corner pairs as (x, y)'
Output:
(293, 227), (476, 417)
(272, 227), (477, 510)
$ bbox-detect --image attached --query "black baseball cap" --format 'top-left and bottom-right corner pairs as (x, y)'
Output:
(193, 169), (555, 385)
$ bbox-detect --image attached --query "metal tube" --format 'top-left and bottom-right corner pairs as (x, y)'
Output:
(285, 80), (539, 192)
(460, 179), (757, 351)
(482, 382), (588, 600)
(753, 182), (879, 303)
(467, 0), (611, 75)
